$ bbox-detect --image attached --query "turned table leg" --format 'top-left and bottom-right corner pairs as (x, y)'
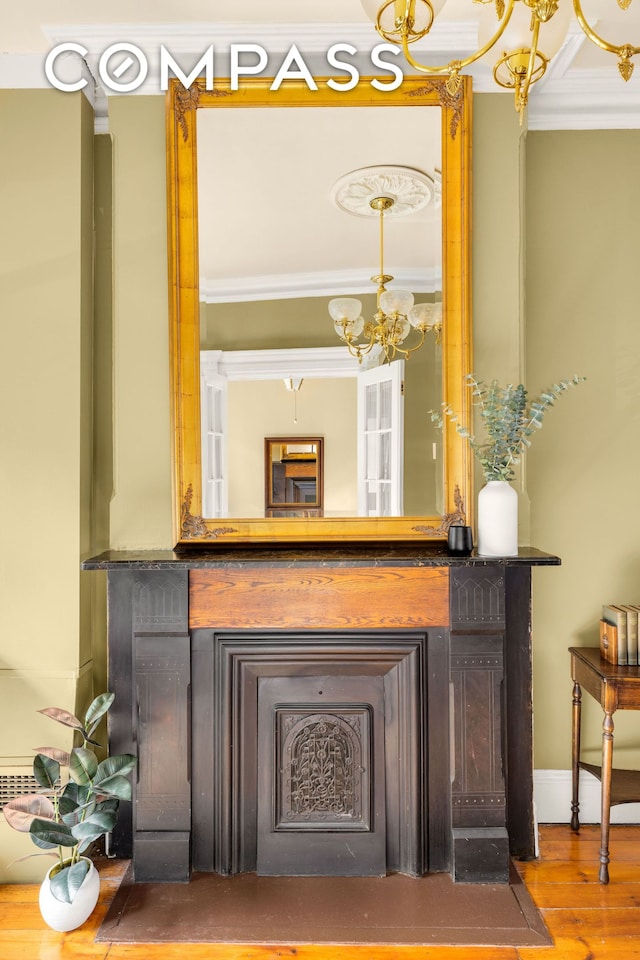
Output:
(571, 680), (582, 831)
(599, 710), (615, 884)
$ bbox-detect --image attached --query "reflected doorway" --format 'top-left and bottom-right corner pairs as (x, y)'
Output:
(265, 437), (324, 517)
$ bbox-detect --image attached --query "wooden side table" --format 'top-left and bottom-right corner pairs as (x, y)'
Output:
(570, 646), (640, 883)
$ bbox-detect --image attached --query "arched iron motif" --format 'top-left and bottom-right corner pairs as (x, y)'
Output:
(281, 713), (365, 825)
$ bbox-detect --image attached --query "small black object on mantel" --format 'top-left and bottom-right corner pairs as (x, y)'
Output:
(447, 524), (474, 556)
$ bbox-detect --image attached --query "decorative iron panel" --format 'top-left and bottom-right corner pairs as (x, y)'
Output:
(277, 710), (369, 830)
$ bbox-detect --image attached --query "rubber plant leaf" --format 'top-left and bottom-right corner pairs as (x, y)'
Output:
(83, 692), (115, 739)
(72, 810), (117, 843)
(29, 817), (76, 848)
(2, 795), (56, 832)
(68, 747), (98, 786)
(33, 747), (71, 766)
(49, 859), (90, 905)
(33, 754), (60, 790)
(37, 707), (84, 731)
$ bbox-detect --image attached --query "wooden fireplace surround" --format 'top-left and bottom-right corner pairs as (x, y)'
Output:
(82, 546), (559, 885)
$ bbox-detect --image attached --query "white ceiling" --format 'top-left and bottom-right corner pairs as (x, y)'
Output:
(197, 105), (442, 301)
(2, 0), (640, 129)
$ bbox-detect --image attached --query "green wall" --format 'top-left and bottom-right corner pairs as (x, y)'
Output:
(0, 89), (95, 736)
(525, 130), (640, 769)
(0, 89), (95, 878)
(107, 97), (172, 550)
(471, 101), (640, 771)
(471, 95), (531, 538)
(1, 87), (639, 880)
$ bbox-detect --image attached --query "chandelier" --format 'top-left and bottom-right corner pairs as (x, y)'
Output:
(329, 168), (442, 365)
(361, 0), (640, 121)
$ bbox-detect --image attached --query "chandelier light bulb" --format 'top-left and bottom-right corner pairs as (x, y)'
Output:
(329, 297), (365, 341)
(478, 0), (571, 76)
(379, 289), (415, 316)
(336, 315), (365, 339)
(408, 301), (440, 329)
(536, 0), (573, 59)
(385, 314), (411, 343)
(328, 297), (362, 324)
(360, 0), (386, 20)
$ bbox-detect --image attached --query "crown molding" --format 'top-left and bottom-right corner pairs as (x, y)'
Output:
(0, 52), (97, 109)
(0, 19), (638, 129)
(0, 54), (50, 88)
(40, 20), (479, 54)
(528, 70), (640, 130)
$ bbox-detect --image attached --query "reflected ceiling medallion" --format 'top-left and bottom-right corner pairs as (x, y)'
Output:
(361, 0), (640, 123)
(329, 165), (442, 365)
(330, 165), (438, 218)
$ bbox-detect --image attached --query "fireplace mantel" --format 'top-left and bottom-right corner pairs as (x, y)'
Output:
(83, 545), (557, 570)
(83, 546), (559, 885)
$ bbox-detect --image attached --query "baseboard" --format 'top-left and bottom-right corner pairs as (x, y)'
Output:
(534, 769), (640, 824)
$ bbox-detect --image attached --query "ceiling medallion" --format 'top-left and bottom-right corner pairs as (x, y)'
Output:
(330, 165), (437, 219)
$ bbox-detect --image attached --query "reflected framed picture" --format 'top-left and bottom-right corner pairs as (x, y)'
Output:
(265, 437), (324, 515)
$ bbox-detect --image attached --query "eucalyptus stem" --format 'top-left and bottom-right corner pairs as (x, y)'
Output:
(432, 373), (586, 482)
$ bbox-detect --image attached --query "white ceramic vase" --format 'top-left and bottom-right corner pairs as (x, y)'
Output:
(477, 480), (518, 557)
(38, 858), (100, 932)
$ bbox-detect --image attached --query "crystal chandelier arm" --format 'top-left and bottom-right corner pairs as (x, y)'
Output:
(397, 0), (518, 77)
(572, 0), (639, 79)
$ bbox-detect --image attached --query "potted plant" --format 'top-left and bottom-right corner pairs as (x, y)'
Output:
(2, 692), (136, 932)
(433, 373), (585, 556)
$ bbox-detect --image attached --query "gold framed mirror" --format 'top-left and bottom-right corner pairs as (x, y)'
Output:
(167, 76), (472, 546)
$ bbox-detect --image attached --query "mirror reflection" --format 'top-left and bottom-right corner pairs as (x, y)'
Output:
(197, 104), (443, 521)
(265, 437), (324, 517)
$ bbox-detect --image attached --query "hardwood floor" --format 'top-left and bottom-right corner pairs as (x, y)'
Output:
(2, 824), (640, 960)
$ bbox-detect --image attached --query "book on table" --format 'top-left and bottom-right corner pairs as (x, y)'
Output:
(618, 604), (639, 666)
(601, 604), (628, 665)
(599, 618), (618, 665)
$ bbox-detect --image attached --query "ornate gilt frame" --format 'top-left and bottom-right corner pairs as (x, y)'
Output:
(167, 76), (472, 546)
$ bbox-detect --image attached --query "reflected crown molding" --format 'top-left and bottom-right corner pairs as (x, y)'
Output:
(201, 346), (362, 382)
(200, 265), (440, 303)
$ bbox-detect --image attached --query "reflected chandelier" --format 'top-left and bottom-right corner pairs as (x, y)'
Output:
(361, 0), (640, 120)
(329, 175), (442, 365)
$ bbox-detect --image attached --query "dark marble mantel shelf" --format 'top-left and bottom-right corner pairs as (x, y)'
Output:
(82, 546), (560, 570)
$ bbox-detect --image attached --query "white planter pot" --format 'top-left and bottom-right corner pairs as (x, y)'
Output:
(477, 480), (518, 557)
(39, 858), (100, 932)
